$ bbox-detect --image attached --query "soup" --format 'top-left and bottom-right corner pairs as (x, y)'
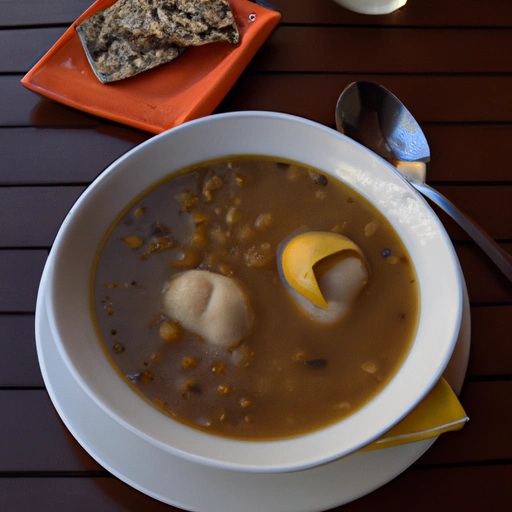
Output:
(92, 156), (419, 439)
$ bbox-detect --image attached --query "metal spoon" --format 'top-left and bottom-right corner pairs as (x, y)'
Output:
(335, 81), (512, 282)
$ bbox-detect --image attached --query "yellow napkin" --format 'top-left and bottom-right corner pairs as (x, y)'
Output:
(362, 377), (468, 451)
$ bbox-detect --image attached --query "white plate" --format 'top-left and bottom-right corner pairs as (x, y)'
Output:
(35, 251), (470, 512)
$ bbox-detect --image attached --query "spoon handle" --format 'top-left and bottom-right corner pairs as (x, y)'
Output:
(410, 180), (512, 282)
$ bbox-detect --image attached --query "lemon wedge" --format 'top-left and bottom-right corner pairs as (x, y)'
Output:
(280, 232), (367, 309)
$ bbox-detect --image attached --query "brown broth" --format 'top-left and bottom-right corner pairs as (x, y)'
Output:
(92, 157), (419, 439)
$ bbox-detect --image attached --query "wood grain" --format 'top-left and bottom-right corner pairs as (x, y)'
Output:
(1, 125), (510, 185)
(339, 465), (512, 511)
(467, 306), (512, 376)
(456, 244), (512, 304)
(0, 127), (149, 185)
(1, 303), (509, 390)
(3, 0), (512, 27)
(0, 246), (509, 319)
(0, 446), (510, 511)
(0, 28), (66, 73)
(1, 77), (98, 127)
(0, 250), (47, 312)
(0, 315), (42, 387)
(218, 74), (512, 125)
(0, 0), (92, 27)
(1, 382), (509, 473)
(428, 185), (512, 241)
(8, 26), (512, 75)
(251, 27), (512, 73)
(276, 0), (512, 27)
(0, 186), (509, 248)
(1, 2), (511, 510)
(0, 186), (86, 247)
(0, 476), (177, 512)
(422, 124), (512, 183)
(417, 381), (512, 465)
(0, 390), (103, 472)
(1, 466), (511, 511)
(5, 75), (512, 127)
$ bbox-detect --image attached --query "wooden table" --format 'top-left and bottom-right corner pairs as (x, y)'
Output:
(1, 1), (511, 510)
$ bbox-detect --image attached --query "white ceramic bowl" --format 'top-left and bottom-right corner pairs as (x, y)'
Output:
(45, 111), (463, 473)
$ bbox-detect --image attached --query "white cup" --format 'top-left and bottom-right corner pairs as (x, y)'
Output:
(332, 0), (407, 15)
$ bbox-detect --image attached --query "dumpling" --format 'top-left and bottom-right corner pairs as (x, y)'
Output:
(162, 269), (253, 348)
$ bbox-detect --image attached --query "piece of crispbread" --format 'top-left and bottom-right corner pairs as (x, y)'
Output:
(77, 0), (240, 83)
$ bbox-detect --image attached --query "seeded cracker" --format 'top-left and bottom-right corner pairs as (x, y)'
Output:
(76, 0), (240, 83)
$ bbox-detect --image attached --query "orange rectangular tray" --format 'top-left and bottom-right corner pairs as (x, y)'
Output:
(21, 0), (280, 134)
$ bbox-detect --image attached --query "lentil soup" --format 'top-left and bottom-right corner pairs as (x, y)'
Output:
(92, 156), (419, 439)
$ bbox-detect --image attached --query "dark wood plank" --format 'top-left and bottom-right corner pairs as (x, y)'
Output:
(0, 476), (177, 512)
(467, 306), (512, 377)
(0, 1), (509, 510)
(431, 185), (512, 241)
(423, 124), (512, 183)
(339, 465), (512, 511)
(0, 390), (102, 472)
(0, 250), (47, 312)
(5, 75), (512, 128)
(418, 381), (512, 465)
(0, 28), (66, 73)
(0, 186), (86, 247)
(0, 465), (510, 511)
(0, 127), (148, 185)
(456, 244), (512, 304)
(1, 185), (509, 248)
(8, 26), (512, 75)
(2, 304), (509, 389)
(3, 382), (510, 473)
(1, 301), (509, 390)
(276, 0), (512, 27)
(3, 0), (512, 27)
(0, 0), (92, 27)
(1, 125), (510, 185)
(2, 299), (510, 387)
(251, 27), (512, 73)
(218, 75), (512, 125)
(0, 315), (43, 387)
(1, 77), (99, 127)
(0, 192), (510, 305)
(2, 77), (52, 126)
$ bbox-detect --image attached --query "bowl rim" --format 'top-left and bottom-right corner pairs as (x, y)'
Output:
(45, 111), (463, 473)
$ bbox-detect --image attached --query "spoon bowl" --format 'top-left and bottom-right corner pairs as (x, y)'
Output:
(335, 81), (430, 163)
(336, 81), (512, 282)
